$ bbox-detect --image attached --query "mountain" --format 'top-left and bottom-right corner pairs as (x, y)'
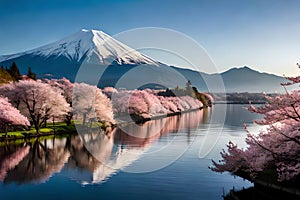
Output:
(220, 66), (286, 93)
(0, 29), (287, 93)
(0, 29), (159, 66)
(173, 66), (287, 93)
(0, 29), (160, 79)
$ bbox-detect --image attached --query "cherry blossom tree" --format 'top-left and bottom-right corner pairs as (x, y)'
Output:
(127, 91), (150, 118)
(94, 87), (115, 124)
(180, 95), (203, 110)
(0, 80), (70, 133)
(210, 141), (250, 174)
(111, 89), (203, 119)
(0, 83), (21, 109)
(211, 66), (300, 182)
(0, 97), (30, 135)
(111, 90), (132, 114)
(44, 78), (74, 125)
(157, 96), (180, 113)
(128, 90), (168, 118)
(102, 87), (118, 98)
(72, 83), (115, 126)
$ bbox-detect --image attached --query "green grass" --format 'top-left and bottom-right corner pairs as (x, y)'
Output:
(0, 120), (108, 146)
(0, 122), (77, 137)
(0, 120), (106, 138)
(0, 134), (66, 147)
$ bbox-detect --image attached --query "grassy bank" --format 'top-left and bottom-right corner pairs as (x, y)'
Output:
(0, 133), (73, 147)
(0, 107), (206, 142)
(0, 122), (77, 141)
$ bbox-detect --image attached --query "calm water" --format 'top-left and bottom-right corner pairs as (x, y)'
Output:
(0, 104), (262, 200)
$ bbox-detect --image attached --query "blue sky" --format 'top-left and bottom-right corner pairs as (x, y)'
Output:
(0, 0), (299, 75)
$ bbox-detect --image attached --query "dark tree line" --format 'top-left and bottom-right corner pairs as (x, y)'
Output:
(1, 62), (36, 81)
(157, 80), (212, 107)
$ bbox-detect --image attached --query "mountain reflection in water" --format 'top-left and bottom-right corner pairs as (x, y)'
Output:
(0, 109), (210, 185)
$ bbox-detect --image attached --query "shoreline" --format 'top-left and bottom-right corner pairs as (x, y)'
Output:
(0, 129), (78, 143)
(214, 101), (266, 104)
(0, 106), (206, 143)
(122, 107), (204, 124)
(232, 172), (300, 197)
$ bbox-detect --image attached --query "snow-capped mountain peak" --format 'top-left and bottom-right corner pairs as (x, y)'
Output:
(0, 29), (160, 66)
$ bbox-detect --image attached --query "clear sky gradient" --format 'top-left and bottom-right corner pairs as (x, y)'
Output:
(0, 0), (299, 75)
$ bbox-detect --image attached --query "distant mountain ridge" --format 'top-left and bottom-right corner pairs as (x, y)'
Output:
(0, 29), (287, 93)
(220, 66), (286, 93)
(174, 66), (287, 93)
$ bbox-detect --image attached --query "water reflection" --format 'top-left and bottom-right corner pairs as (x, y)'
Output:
(211, 104), (261, 128)
(116, 108), (209, 147)
(0, 145), (30, 182)
(5, 139), (69, 184)
(0, 109), (210, 185)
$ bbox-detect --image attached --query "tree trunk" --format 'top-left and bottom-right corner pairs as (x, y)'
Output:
(65, 113), (72, 126)
(82, 113), (86, 126)
(65, 119), (71, 126)
(33, 121), (40, 135)
(35, 126), (40, 135)
(5, 126), (8, 137)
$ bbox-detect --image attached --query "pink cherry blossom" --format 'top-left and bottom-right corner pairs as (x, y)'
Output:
(0, 80), (70, 133)
(43, 78), (74, 125)
(0, 97), (30, 133)
(111, 89), (204, 119)
(72, 83), (115, 125)
(211, 66), (300, 182)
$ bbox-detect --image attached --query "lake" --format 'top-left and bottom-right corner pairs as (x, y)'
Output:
(0, 104), (262, 200)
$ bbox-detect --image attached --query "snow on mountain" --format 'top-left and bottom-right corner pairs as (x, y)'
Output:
(0, 29), (160, 66)
(0, 30), (287, 93)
